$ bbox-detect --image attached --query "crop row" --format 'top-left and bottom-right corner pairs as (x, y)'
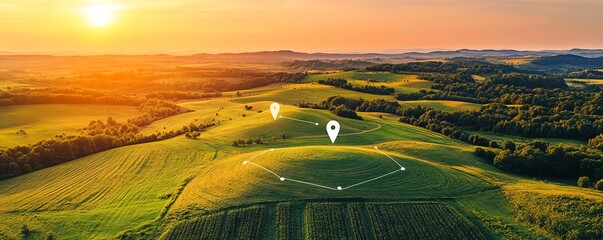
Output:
(304, 202), (352, 240)
(366, 203), (485, 240)
(161, 205), (269, 240)
(162, 202), (486, 240)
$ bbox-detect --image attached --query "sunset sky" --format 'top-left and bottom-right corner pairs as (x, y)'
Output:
(1, 0), (602, 54)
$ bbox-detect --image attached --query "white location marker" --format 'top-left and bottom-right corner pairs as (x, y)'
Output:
(326, 120), (340, 143)
(270, 102), (280, 120)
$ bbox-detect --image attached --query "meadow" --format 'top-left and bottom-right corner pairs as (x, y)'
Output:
(0, 104), (139, 148)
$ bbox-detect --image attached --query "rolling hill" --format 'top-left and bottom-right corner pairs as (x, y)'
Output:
(532, 54), (603, 68)
(1, 75), (602, 240)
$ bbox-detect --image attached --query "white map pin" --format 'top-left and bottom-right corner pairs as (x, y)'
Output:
(326, 120), (340, 143)
(270, 102), (280, 120)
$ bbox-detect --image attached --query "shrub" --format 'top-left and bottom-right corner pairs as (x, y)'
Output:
(577, 176), (591, 188)
(21, 224), (31, 237)
(595, 179), (603, 191)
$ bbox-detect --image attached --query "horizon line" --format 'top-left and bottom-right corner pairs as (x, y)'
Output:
(2, 48), (603, 57)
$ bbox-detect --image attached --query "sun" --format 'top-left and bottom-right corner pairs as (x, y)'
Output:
(85, 5), (117, 28)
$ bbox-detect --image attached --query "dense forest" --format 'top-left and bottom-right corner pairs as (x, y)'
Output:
(282, 60), (375, 71)
(365, 61), (523, 75)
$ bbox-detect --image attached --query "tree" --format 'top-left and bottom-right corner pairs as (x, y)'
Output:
(502, 140), (516, 151)
(589, 134), (603, 151)
(22, 163), (32, 173)
(595, 179), (603, 191)
(21, 224), (31, 237)
(47, 233), (56, 240)
(577, 176), (591, 188)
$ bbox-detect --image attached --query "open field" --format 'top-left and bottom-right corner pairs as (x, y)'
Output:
(303, 71), (434, 93)
(0, 104), (139, 148)
(398, 100), (482, 112)
(565, 78), (603, 85)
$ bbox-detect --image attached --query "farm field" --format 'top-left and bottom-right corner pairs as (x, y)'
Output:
(0, 104), (139, 148)
(161, 201), (486, 240)
(565, 78), (603, 86)
(398, 100), (482, 112)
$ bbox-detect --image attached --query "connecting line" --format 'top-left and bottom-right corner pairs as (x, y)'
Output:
(242, 147), (407, 191)
(245, 161), (282, 179)
(279, 116), (320, 126)
(243, 149), (282, 179)
(286, 178), (339, 191)
(341, 169), (401, 190)
(374, 146), (404, 169)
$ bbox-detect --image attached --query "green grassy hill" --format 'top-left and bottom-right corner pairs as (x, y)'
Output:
(170, 146), (492, 213)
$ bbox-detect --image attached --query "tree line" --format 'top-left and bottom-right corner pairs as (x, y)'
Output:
(47, 69), (307, 92)
(566, 69), (603, 79)
(298, 96), (401, 119)
(0, 88), (141, 106)
(365, 60), (523, 75)
(318, 78), (395, 95)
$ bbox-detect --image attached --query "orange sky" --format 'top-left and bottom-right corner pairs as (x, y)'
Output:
(1, 0), (602, 54)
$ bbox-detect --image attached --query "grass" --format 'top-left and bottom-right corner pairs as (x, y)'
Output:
(0, 137), (218, 239)
(170, 146), (492, 213)
(0, 80), (600, 239)
(0, 104), (139, 148)
(506, 191), (603, 239)
(565, 78), (603, 86)
(398, 100), (482, 112)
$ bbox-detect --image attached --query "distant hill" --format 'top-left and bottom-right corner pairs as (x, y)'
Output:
(3, 49), (603, 64)
(532, 54), (603, 68)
